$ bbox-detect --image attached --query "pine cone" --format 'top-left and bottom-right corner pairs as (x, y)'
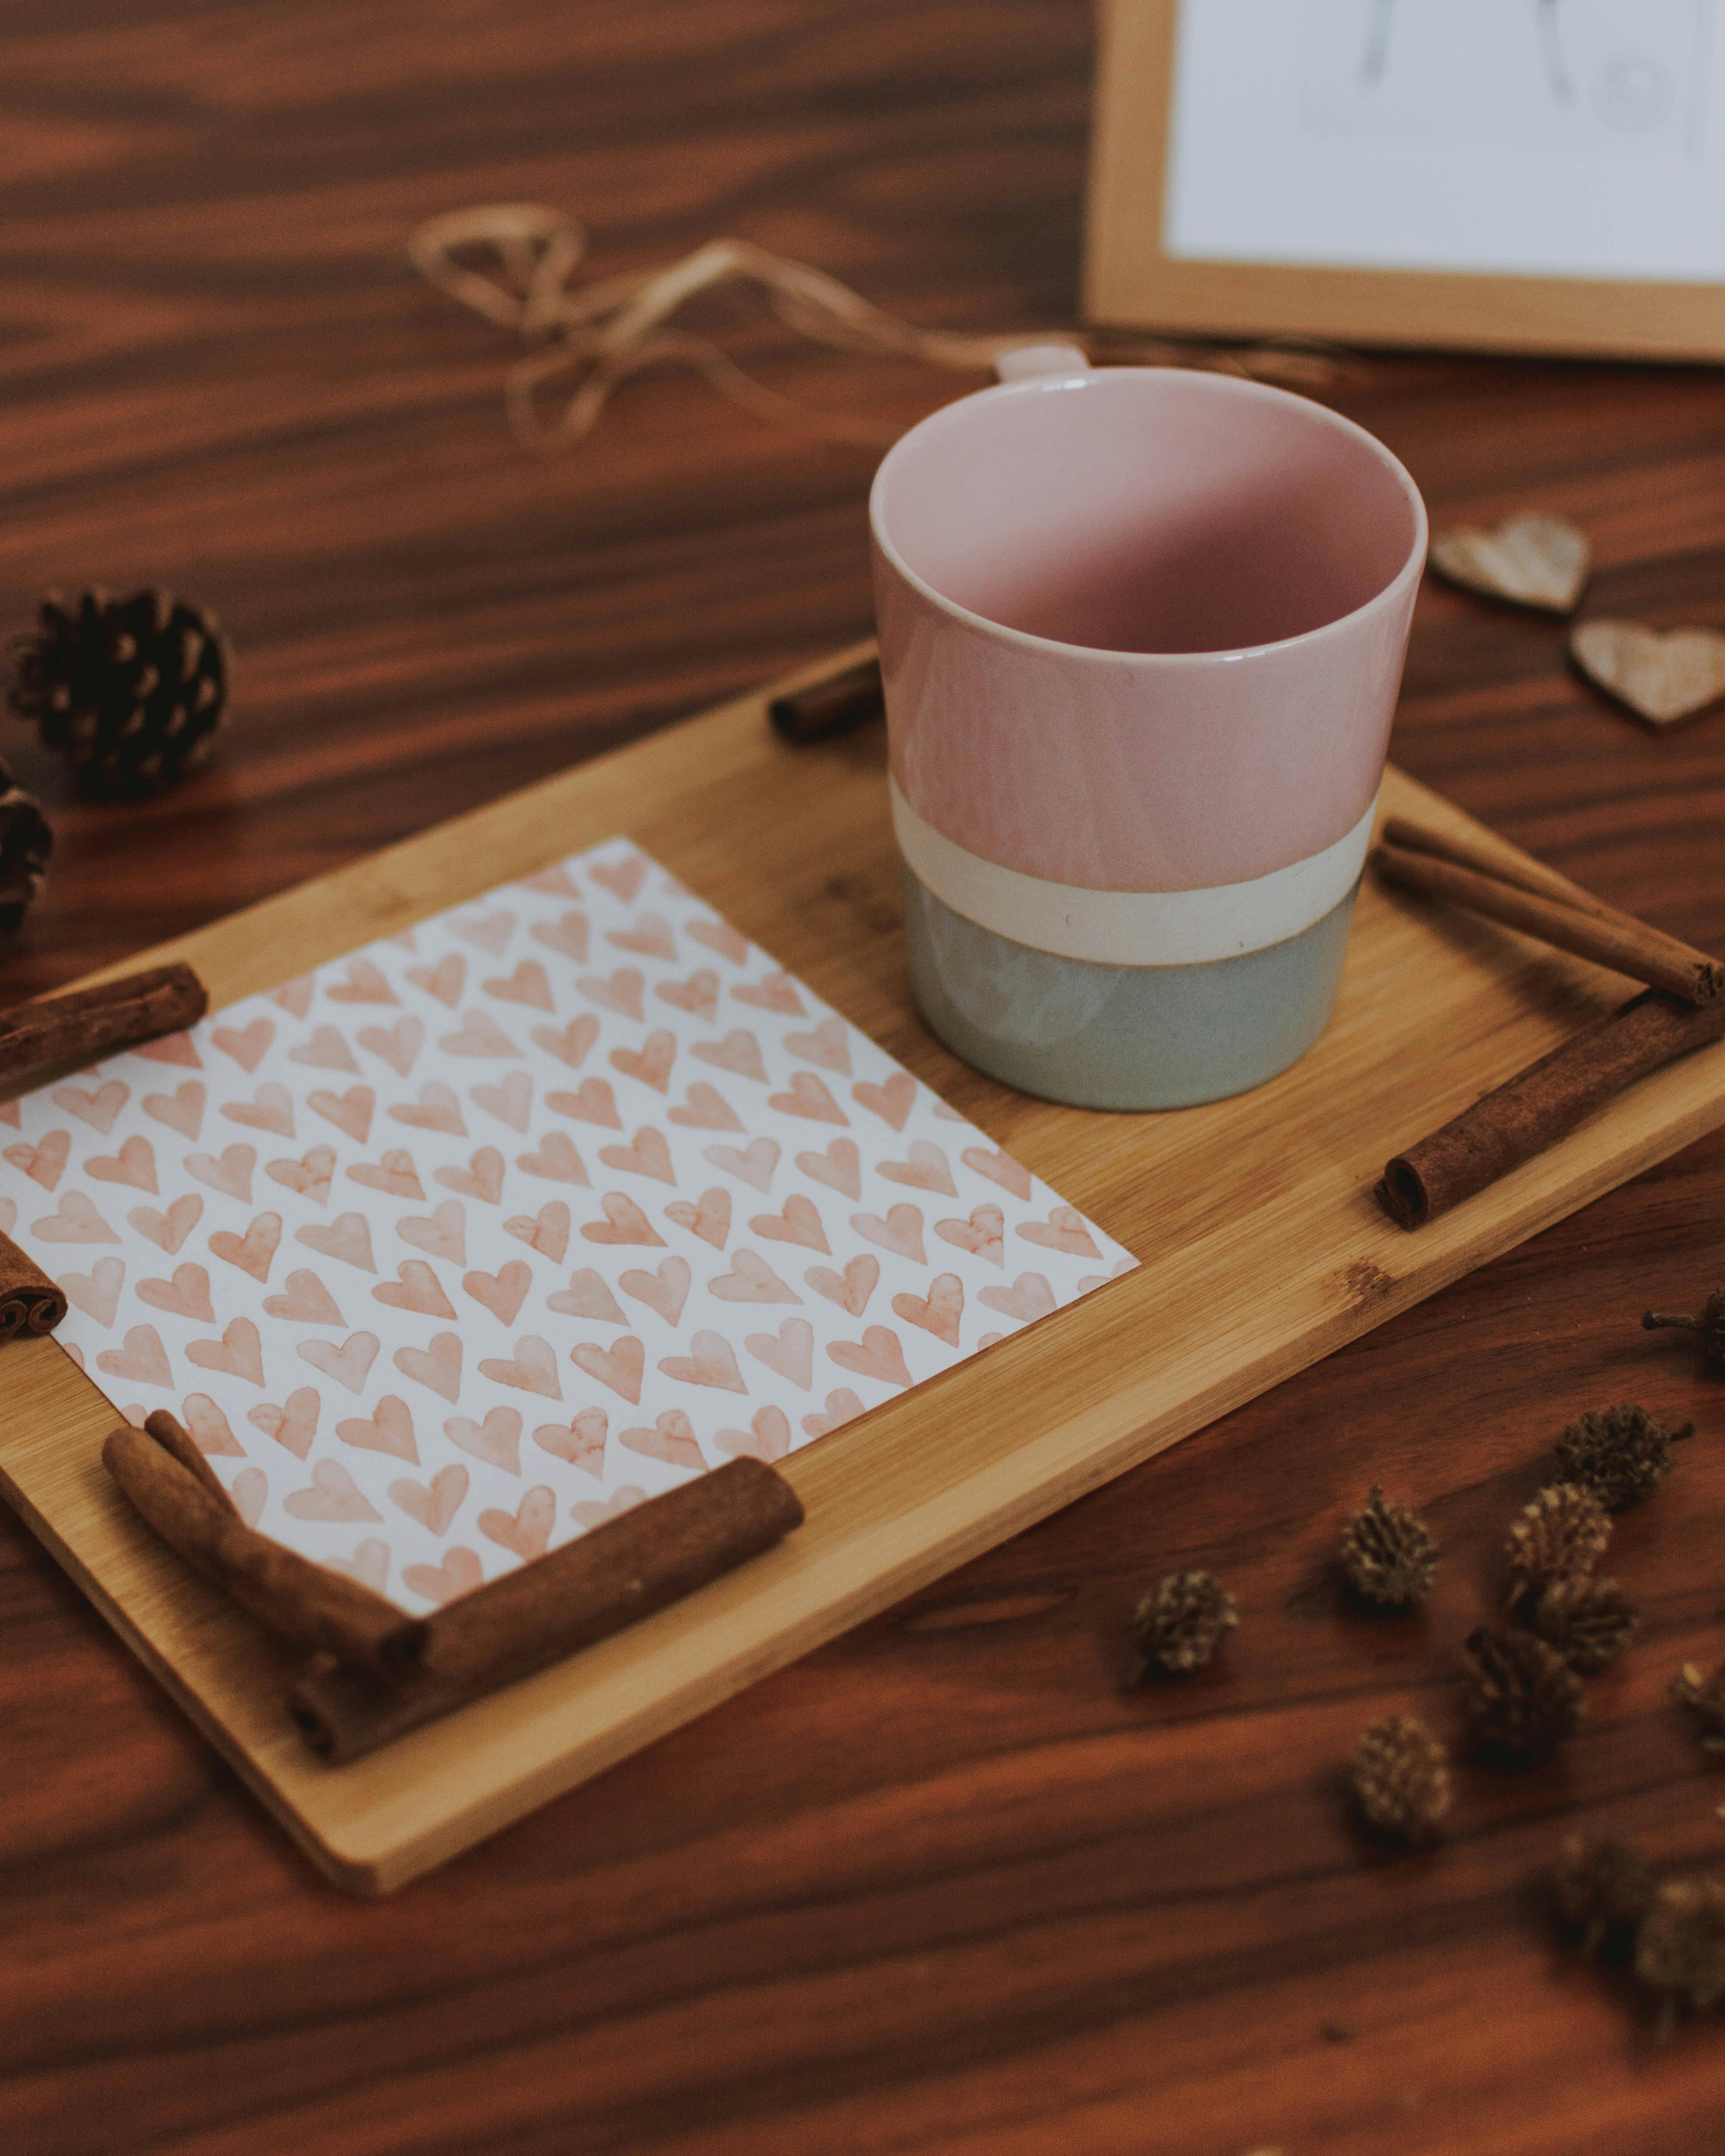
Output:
(1554, 1403), (1691, 1512)
(1553, 1834), (1655, 1961)
(1531, 1575), (1638, 1674)
(1672, 1661), (1725, 1754)
(1643, 1289), (1725, 1377)
(1132, 1570), (1237, 1675)
(1339, 1487), (1439, 1609)
(10, 586), (228, 798)
(1349, 1713), (1451, 1844)
(1635, 1878), (1725, 2037)
(0, 758), (51, 932)
(1505, 1482), (1611, 1601)
(1463, 1625), (1584, 1763)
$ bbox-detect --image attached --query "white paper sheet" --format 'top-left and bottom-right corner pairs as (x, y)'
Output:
(6, 840), (1135, 1610)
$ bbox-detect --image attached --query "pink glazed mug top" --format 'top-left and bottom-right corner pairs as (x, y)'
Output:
(869, 365), (1426, 896)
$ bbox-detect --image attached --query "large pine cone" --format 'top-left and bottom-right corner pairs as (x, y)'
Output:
(9, 587), (228, 798)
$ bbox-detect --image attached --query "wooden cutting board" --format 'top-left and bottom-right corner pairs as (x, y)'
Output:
(4, 643), (1723, 1895)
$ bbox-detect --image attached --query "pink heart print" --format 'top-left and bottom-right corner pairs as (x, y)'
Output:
(531, 1014), (599, 1066)
(297, 1331), (381, 1393)
(143, 1082), (204, 1140)
(619, 1411), (706, 1472)
(516, 1132), (589, 1184)
(446, 1405), (523, 1472)
(569, 1328), (651, 1397)
(222, 1083), (295, 1138)
(664, 1187), (730, 1248)
(608, 912), (676, 961)
(402, 1546), (483, 1605)
(547, 1077), (620, 1128)
(290, 1025), (360, 1074)
(327, 956), (399, 1005)
(709, 1249), (800, 1303)
(667, 1082), (741, 1132)
(390, 1464), (469, 1534)
(783, 1016), (851, 1074)
(533, 1407), (609, 1476)
(86, 1135), (158, 1193)
(336, 1393), (419, 1462)
(374, 1259), (457, 1318)
(751, 1194), (829, 1253)
(485, 959), (552, 1011)
(715, 1406), (792, 1462)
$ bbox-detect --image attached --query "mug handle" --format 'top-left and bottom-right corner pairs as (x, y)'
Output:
(993, 343), (1089, 384)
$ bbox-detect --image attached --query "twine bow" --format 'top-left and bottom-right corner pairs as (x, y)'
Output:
(408, 203), (1358, 452)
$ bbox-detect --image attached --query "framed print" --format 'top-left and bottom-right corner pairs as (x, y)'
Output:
(1085, 0), (1725, 359)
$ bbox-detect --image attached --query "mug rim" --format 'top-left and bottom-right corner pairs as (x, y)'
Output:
(869, 365), (1429, 666)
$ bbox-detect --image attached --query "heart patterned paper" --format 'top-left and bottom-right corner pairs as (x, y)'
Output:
(11, 839), (1135, 1611)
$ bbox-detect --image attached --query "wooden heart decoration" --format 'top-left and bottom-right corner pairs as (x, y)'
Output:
(1570, 618), (1725, 730)
(1429, 512), (1590, 614)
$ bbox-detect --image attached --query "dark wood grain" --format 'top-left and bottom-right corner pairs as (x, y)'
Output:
(2, 5), (1725, 2152)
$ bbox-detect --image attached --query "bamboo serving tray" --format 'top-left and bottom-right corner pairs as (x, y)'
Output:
(5, 643), (1725, 1895)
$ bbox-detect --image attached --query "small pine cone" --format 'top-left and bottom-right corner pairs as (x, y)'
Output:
(1554, 1403), (1692, 1512)
(1132, 1570), (1238, 1675)
(1505, 1482), (1611, 1600)
(1531, 1575), (1638, 1674)
(1672, 1662), (1725, 1754)
(1643, 1289), (1725, 1377)
(1553, 1834), (1655, 1961)
(10, 586), (228, 799)
(0, 758), (51, 932)
(1463, 1625), (1584, 1763)
(1339, 1487), (1439, 1609)
(1635, 1878), (1725, 2036)
(1349, 1713), (1451, 1844)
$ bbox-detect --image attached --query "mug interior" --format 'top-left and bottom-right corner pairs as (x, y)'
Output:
(874, 370), (1421, 656)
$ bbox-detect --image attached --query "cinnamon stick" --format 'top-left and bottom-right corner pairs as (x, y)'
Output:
(767, 657), (883, 745)
(1374, 841), (1724, 1007)
(1379, 814), (1616, 920)
(1377, 987), (1725, 1230)
(0, 1231), (67, 1337)
(0, 962), (207, 1081)
(289, 1456), (805, 1762)
(103, 1418), (415, 1675)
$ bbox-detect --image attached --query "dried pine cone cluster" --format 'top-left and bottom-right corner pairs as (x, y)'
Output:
(1554, 1402), (1691, 1511)
(1338, 1488), (1438, 1609)
(1462, 1625), (1583, 1763)
(0, 583), (231, 934)
(1555, 1836), (1725, 2041)
(1131, 1570), (1237, 1676)
(1672, 1661), (1725, 1753)
(1349, 1714), (1451, 1845)
(1504, 1480), (1636, 1674)
(10, 587), (228, 799)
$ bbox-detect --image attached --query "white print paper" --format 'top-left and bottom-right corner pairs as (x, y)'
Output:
(5, 840), (1135, 1611)
(1165, 0), (1725, 281)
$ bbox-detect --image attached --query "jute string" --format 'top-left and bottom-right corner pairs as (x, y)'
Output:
(408, 204), (1362, 452)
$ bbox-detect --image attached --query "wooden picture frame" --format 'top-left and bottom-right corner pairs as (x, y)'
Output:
(1084, 0), (1725, 361)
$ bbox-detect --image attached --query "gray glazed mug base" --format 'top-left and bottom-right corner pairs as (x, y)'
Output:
(901, 867), (1360, 1111)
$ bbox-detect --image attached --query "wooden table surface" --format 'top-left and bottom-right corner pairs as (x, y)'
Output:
(4, 6), (1725, 2152)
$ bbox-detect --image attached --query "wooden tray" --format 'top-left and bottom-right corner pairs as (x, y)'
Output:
(5, 643), (1724, 1895)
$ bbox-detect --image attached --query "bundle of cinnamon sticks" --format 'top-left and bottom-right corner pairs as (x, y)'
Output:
(1373, 819), (1725, 1229)
(104, 1410), (804, 1763)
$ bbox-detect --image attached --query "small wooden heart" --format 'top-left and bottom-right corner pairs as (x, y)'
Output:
(1570, 618), (1725, 730)
(1428, 512), (1590, 615)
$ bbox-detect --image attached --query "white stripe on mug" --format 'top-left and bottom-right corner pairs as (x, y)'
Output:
(891, 780), (1378, 968)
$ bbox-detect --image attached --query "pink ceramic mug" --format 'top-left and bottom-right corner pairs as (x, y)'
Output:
(869, 354), (1426, 1108)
